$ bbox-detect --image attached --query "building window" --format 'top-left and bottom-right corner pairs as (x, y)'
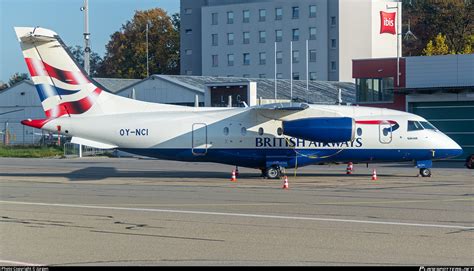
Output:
(292, 50), (299, 63)
(184, 8), (192, 15)
(211, 12), (218, 25)
(309, 27), (317, 40)
(292, 72), (300, 80)
(292, 28), (299, 41)
(259, 74), (266, 78)
(185, 29), (192, 34)
(185, 49), (192, 55)
(356, 77), (394, 103)
(243, 10), (250, 23)
(227, 54), (234, 66)
(275, 29), (283, 42)
(212, 34), (218, 46)
(331, 61), (336, 71)
(243, 53), (250, 65)
(243, 32), (250, 44)
(292, 6), (299, 19)
(309, 72), (317, 81)
(243, 74), (250, 78)
(309, 49), (316, 62)
(227, 11), (234, 24)
(275, 7), (282, 20)
(331, 16), (336, 26)
(259, 31), (266, 43)
(259, 9), (266, 21)
(227, 33), (234, 45)
(276, 73), (283, 79)
(212, 55), (218, 67)
(276, 51), (283, 64)
(309, 5), (317, 18)
(259, 52), (266, 65)
(331, 39), (337, 48)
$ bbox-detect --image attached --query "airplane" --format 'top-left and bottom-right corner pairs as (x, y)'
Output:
(15, 27), (463, 179)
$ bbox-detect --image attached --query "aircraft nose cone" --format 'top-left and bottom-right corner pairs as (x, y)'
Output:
(445, 138), (463, 158)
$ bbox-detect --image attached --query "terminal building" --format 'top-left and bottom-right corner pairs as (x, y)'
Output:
(180, 0), (400, 82)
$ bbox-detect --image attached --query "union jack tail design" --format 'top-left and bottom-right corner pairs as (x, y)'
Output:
(14, 27), (104, 119)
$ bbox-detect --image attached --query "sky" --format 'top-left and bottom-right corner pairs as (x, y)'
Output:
(0, 0), (180, 83)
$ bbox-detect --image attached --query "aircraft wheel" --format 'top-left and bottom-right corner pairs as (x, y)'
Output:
(465, 155), (474, 169)
(419, 168), (431, 177)
(265, 166), (281, 179)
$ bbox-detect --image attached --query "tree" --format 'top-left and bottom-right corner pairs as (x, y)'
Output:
(67, 45), (104, 77)
(422, 33), (451, 55)
(0, 81), (8, 90)
(99, 8), (180, 78)
(8, 72), (29, 87)
(403, 0), (473, 56)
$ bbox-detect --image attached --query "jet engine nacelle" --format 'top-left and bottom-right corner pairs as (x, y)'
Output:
(282, 117), (355, 143)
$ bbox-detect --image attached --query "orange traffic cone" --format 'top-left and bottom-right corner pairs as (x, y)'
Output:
(282, 175), (289, 189)
(230, 169), (237, 182)
(346, 162), (353, 174)
(371, 169), (378, 181)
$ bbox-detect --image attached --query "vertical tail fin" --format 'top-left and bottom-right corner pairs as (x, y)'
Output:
(14, 27), (103, 118)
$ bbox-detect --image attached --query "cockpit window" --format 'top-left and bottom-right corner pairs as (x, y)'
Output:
(407, 120), (424, 131)
(420, 121), (437, 130)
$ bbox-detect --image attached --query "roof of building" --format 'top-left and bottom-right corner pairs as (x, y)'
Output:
(156, 75), (356, 104)
(1, 76), (356, 105)
(93, 78), (142, 93)
(0, 78), (141, 95)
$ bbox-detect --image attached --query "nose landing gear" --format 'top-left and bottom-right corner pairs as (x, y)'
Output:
(416, 160), (433, 178)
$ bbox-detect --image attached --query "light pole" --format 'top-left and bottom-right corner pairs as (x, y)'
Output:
(80, 0), (90, 75)
(146, 22), (149, 78)
(387, 0), (402, 87)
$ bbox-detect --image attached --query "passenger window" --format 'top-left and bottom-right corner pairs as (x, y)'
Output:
(241, 127), (247, 136)
(258, 127), (264, 135)
(277, 127), (283, 136)
(223, 127), (229, 135)
(407, 121), (423, 131)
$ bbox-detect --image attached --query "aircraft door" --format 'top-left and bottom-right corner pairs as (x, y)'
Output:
(379, 121), (392, 144)
(192, 123), (208, 155)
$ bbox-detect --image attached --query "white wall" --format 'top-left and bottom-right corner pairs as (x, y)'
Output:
(0, 82), (45, 144)
(117, 78), (204, 105)
(338, 0), (399, 82)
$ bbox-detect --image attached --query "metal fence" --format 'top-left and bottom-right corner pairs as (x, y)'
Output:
(63, 142), (109, 158)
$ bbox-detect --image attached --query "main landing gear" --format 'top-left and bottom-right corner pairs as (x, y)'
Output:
(419, 168), (431, 177)
(261, 165), (284, 179)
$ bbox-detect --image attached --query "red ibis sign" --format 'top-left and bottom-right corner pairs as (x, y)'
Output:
(380, 11), (396, 35)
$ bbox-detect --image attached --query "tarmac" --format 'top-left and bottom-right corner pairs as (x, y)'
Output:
(0, 157), (472, 266)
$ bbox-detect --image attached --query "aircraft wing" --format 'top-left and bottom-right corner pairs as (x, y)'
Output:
(252, 102), (310, 111)
(250, 102), (310, 120)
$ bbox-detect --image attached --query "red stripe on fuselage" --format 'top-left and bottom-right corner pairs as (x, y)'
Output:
(356, 120), (397, 125)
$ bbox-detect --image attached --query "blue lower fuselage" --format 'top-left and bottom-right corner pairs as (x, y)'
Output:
(119, 148), (463, 169)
